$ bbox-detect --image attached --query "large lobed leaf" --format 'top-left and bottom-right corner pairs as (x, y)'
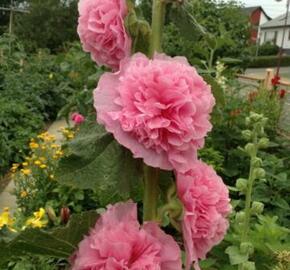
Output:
(56, 120), (143, 201)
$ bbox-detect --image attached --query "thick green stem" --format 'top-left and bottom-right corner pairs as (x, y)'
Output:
(143, 165), (160, 221)
(149, 0), (166, 57)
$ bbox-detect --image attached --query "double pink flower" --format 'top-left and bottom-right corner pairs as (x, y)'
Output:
(71, 202), (182, 270)
(78, 0), (131, 70)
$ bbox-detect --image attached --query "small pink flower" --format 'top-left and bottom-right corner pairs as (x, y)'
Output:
(71, 113), (85, 125)
(94, 53), (215, 173)
(71, 202), (182, 270)
(176, 160), (231, 270)
(77, 0), (131, 70)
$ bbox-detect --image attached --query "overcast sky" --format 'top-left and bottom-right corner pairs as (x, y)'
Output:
(237, 0), (288, 18)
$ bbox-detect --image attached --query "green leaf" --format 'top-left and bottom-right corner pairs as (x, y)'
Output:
(0, 211), (98, 265)
(203, 74), (225, 106)
(56, 121), (143, 201)
(225, 246), (249, 265)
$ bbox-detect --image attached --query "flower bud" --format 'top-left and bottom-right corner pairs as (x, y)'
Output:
(258, 138), (269, 149)
(60, 207), (71, 225)
(251, 201), (264, 214)
(235, 211), (246, 223)
(240, 242), (254, 255)
(249, 112), (263, 122)
(242, 130), (252, 141)
(236, 178), (248, 192)
(46, 206), (57, 222)
(252, 157), (263, 167)
(245, 117), (251, 126)
(245, 143), (256, 156)
(253, 168), (266, 179)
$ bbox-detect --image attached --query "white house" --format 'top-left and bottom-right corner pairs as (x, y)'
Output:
(260, 12), (290, 52)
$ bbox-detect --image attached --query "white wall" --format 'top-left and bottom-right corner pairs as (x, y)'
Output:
(260, 27), (290, 49)
(257, 12), (270, 44)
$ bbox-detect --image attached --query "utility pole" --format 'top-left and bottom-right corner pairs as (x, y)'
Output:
(0, 0), (29, 54)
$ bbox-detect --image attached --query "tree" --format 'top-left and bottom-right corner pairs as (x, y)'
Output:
(14, 0), (78, 51)
(139, 0), (250, 64)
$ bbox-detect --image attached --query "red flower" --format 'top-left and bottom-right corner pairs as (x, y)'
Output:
(279, 89), (286, 99)
(271, 75), (280, 86)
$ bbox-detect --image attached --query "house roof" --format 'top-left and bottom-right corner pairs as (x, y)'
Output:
(242, 6), (271, 20)
(261, 12), (290, 29)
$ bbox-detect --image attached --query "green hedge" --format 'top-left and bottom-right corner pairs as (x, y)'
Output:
(248, 55), (290, 68)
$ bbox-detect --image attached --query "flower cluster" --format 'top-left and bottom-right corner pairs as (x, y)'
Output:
(76, 0), (231, 269)
(71, 202), (182, 270)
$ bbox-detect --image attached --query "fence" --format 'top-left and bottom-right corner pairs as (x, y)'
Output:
(237, 69), (290, 136)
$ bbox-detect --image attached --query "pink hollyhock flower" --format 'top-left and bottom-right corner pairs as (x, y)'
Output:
(71, 113), (85, 125)
(94, 53), (215, 173)
(71, 202), (182, 270)
(176, 160), (231, 270)
(77, 0), (131, 70)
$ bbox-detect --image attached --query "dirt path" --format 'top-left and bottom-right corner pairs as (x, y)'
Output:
(0, 119), (69, 213)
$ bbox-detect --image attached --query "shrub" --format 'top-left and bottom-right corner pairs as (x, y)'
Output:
(258, 42), (279, 56)
(0, 37), (98, 176)
(248, 55), (290, 68)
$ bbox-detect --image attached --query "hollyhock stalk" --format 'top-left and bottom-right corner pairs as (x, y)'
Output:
(143, 0), (166, 221)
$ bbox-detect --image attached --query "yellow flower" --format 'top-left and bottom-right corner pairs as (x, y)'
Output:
(21, 169), (31, 175)
(20, 191), (28, 198)
(53, 155), (58, 159)
(49, 174), (54, 180)
(22, 162), (28, 166)
(41, 146), (46, 150)
(56, 150), (63, 156)
(25, 208), (48, 229)
(67, 133), (75, 139)
(51, 144), (60, 149)
(0, 208), (14, 230)
(29, 142), (39, 149)
(40, 164), (47, 169)
(49, 73), (54, 79)
(10, 163), (19, 172)
(39, 157), (46, 162)
(34, 160), (41, 166)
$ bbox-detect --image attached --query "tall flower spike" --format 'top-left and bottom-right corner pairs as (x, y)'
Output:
(77, 0), (132, 70)
(71, 202), (182, 270)
(176, 160), (231, 270)
(94, 53), (215, 173)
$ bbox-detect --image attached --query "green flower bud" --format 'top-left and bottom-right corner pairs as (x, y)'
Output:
(240, 242), (254, 255)
(242, 130), (252, 141)
(258, 138), (269, 149)
(245, 143), (256, 156)
(235, 211), (246, 223)
(236, 178), (248, 192)
(251, 201), (264, 214)
(253, 168), (266, 179)
(252, 157), (263, 167)
(250, 112), (263, 122)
